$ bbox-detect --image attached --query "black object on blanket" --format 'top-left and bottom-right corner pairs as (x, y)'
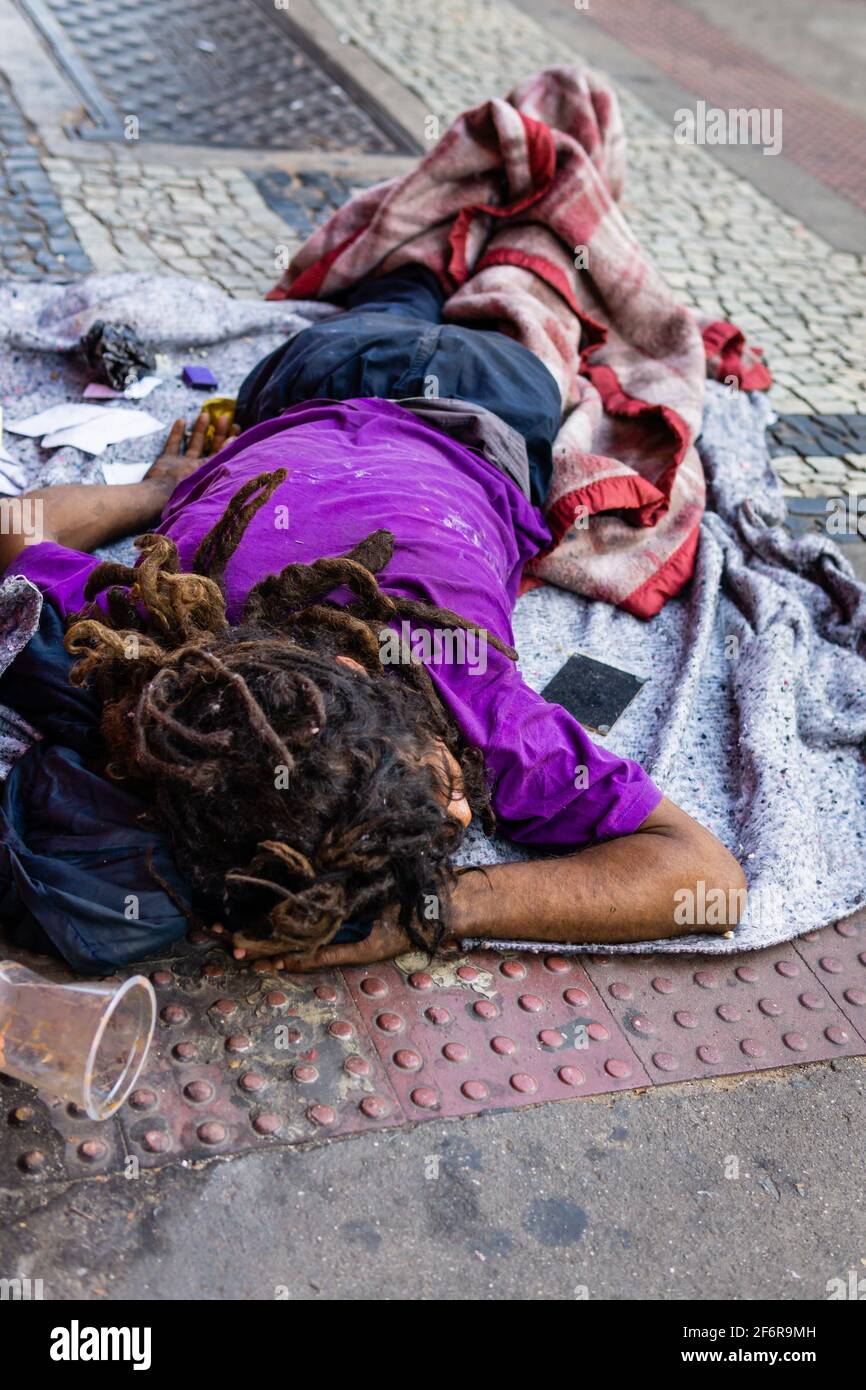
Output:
(541, 653), (647, 736)
(0, 603), (371, 973)
(0, 602), (190, 972)
(81, 319), (156, 391)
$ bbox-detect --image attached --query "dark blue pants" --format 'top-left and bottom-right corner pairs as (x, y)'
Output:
(236, 266), (562, 505)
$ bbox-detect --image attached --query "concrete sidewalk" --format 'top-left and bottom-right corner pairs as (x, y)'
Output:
(4, 1059), (864, 1301)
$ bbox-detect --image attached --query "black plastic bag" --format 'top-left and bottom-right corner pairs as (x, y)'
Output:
(81, 320), (156, 391)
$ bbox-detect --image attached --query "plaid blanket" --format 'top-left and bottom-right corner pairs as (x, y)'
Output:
(267, 65), (771, 617)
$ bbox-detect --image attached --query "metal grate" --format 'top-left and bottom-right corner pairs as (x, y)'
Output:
(18, 0), (408, 151)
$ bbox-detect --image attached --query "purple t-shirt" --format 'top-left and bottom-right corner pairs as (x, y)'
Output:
(11, 398), (661, 847)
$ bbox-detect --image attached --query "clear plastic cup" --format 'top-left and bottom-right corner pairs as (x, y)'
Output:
(0, 961), (156, 1121)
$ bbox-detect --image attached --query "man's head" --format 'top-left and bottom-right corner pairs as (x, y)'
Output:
(65, 473), (512, 962)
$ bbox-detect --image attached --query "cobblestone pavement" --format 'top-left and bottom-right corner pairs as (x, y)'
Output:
(0, 80), (90, 278)
(314, 0), (866, 500)
(574, 0), (866, 213)
(39, 154), (356, 298)
(0, 0), (865, 483)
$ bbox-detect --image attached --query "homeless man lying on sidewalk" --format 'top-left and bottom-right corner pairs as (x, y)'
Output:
(0, 265), (746, 975)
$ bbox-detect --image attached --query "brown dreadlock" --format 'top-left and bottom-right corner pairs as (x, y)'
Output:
(65, 469), (515, 961)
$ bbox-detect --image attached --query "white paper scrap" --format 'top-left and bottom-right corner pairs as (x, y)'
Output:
(0, 462), (27, 495)
(7, 403), (106, 437)
(42, 409), (163, 456)
(124, 375), (162, 400)
(83, 376), (161, 402)
(101, 459), (153, 486)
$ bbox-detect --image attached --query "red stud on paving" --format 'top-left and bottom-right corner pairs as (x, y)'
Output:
(584, 939), (866, 1082)
(115, 958), (402, 1166)
(4, 916), (865, 1185)
(343, 950), (652, 1119)
(793, 917), (866, 1038)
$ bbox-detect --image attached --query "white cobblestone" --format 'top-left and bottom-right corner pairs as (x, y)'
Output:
(50, 163), (289, 296)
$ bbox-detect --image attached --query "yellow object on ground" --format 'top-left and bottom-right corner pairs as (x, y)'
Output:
(200, 396), (237, 450)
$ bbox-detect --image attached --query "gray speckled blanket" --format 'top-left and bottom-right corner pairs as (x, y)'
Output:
(2, 273), (865, 956)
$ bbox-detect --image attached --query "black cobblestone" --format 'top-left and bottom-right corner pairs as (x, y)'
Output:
(250, 167), (368, 241)
(768, 413), (866, 459)
(0, 82), (91, 278)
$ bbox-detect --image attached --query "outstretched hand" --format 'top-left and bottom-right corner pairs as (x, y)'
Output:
(230, 916), (448, 971)
(146, 411), (239, 493)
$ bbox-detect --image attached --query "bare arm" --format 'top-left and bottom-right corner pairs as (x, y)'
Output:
(272, 797), (747, 970)
(0, 477), (175, 569)
(448, 797), (745, 944)
(0, 412), (235, 571)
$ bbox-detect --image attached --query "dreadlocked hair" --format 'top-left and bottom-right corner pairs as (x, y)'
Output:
(64, 468), (515, 962)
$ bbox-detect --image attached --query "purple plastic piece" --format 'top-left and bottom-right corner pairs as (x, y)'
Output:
(182, 365), (218, 389)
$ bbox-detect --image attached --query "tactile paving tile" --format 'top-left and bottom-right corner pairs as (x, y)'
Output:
(24, 0), (401, 151)
(116, 947), (403, 1167)
(794, 913), (866, 1043)
(0, 1080), (125, 1185)
(343, 950), (651, 1120)
(583, 942), (866, 1083)
(5, 922), (866, 1187)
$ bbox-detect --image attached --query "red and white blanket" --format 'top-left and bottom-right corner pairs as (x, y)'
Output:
(267, 65), (771, 617)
